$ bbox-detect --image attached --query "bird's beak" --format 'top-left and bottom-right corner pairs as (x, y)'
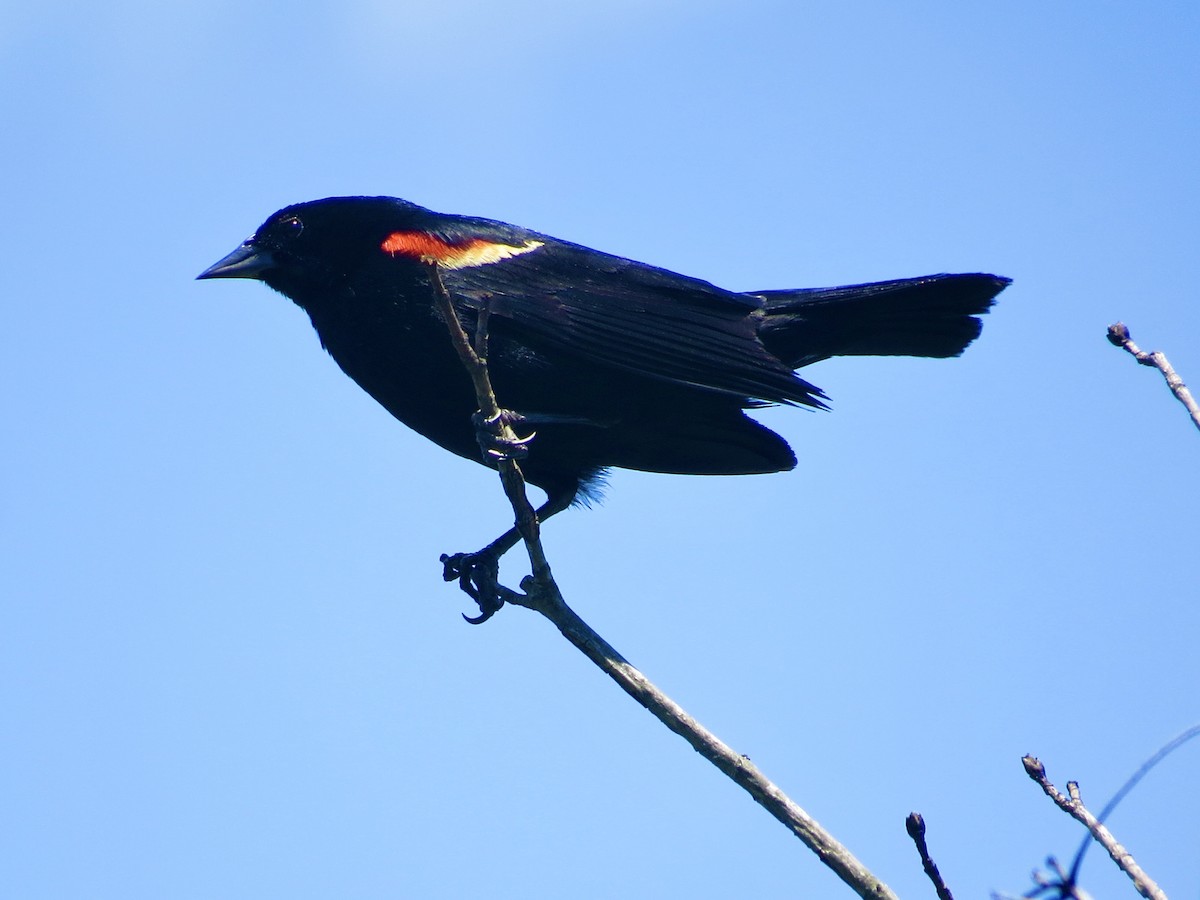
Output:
(197, 241), (276, 280)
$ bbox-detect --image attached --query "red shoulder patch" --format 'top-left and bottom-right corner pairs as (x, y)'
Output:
(381, 231), (543, 270)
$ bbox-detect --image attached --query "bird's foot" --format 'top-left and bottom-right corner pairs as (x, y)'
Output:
(440, 550), (505, 624)
(472, 409), (536, 461)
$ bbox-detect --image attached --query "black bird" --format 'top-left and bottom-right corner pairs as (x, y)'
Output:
(199, 196), (1007, 617)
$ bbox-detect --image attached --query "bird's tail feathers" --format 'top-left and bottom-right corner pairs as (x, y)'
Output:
(755, 273), (1009, 369)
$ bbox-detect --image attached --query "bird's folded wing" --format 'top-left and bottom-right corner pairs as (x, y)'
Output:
(443, 238), (825, 408)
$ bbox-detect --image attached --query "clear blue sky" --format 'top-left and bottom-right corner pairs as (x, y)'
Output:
(4, 2), (1198, 897)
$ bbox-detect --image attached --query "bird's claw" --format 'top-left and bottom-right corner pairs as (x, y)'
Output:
(485, 430), (536, 460)
(440, 551), (504, 623)
(472, 409), (536, 461)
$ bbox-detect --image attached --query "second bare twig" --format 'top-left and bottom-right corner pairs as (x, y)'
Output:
(1107, 322), (1200, 433)
(1021, 756), (1166, 900)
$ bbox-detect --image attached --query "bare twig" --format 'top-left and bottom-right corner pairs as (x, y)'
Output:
(429, 264), (898, 900)
(1021, 756), (1166, 900)
(428, 266), (549, 581)
(906, 813), (955, 900)
(1107, 322), (1200, 433)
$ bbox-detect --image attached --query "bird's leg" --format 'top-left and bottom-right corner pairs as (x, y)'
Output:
(472, 409), (537, 461)
(440, 491), (574, 623)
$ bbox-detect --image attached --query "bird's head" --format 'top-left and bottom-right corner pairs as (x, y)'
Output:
(197, 196), (440, 303)
(198, 196), (545, 308)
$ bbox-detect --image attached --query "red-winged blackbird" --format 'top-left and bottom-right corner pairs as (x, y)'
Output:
(199, 196), (1007, 617)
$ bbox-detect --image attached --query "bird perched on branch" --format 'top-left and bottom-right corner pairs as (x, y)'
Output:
(200, 196), (1008, 618)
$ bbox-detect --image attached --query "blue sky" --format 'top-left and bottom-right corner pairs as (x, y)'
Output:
(4, 2), (1198, 897)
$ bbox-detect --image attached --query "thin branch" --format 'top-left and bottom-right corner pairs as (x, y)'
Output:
(428, 263), (898, 900)
(428, 267), (549, 580)
(1021, 756), (1166, 900)
(906, 813), (955, 900)
(1107, 322), (1200, 433)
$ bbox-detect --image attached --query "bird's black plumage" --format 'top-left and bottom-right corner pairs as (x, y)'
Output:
(199, 196), (1007, 612)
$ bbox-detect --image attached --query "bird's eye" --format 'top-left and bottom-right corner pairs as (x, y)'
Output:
(280, 216), (304, 238)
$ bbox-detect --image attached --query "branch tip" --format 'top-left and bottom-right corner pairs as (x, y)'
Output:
(906, 812), (955, 900)
(905, 812), (925, 840)
(1022, 755), (1046, 780)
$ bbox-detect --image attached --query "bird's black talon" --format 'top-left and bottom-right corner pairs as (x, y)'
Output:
(472, 408), (536, 461)
(441, 551), (505, 623)
(462, 601), (502, 625)
(471, 410), (505, 430)
(485, 430), (535, 460)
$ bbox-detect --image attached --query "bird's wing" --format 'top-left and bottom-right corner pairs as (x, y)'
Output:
(426, 232), (825, 407)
